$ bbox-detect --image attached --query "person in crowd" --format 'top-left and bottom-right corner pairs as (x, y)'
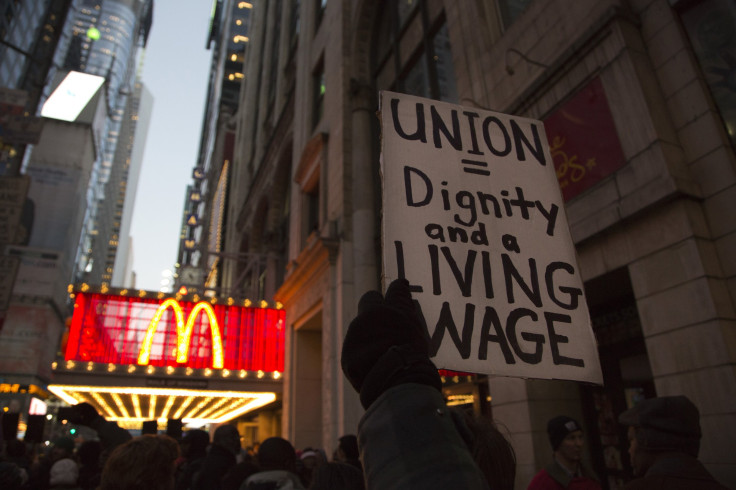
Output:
(76, 440), (103, 490)
(48, 436), (79, 490)
(240, 436), (305, 489)
(192, 425), (241, 490)
(0, 461), (25, 490)
(341, 278), (489, 489)
(27, 443), (53, 490)
(4, 439), (31, 486)
(296, 447), (323, 487)
(221, 458), (259, 490)
(527, 415), (601, 490)
(455, 410), (517, 490)
(308, 462), (365, 490)
(618, 395), (729, 490)
(64, 402), (131, 464)
(333, 435), (362, 473)
(99, 434), (180, 490)
(175, 429), (210, 490)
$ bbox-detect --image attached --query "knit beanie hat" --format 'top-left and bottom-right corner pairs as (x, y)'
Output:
(547, 416), (582, 450)
(618, 395), (701, 456)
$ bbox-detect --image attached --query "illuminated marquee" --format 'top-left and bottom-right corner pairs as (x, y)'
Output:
(137, 299), (224, 368)
(65, 292), (285, 371)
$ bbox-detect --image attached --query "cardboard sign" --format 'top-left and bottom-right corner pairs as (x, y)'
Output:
(379, 91), (602, 384)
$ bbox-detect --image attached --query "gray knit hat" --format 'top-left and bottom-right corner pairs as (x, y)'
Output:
(618, 395), (701, 456)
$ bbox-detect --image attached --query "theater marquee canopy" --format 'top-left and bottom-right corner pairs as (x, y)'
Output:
(49, 287), (286, 427)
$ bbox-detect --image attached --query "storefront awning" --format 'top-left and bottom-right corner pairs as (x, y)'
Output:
(47, 384), (276, 428)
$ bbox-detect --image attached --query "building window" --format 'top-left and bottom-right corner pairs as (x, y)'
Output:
(294, 133), (326, 249)
(431, 21), (458, 102)
(675, 0), (736, 147)
(290, 0), (300, 49)
(267, 0), (282, 109)
(497, 0), (533, 30)
(372, 0), (457, 103)
(305, 186), (319, 235)
(315, 0), (326, 32)
(312, 59), (325, 129)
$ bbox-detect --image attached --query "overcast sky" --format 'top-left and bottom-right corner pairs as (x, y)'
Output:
(130, 1), (213, 291)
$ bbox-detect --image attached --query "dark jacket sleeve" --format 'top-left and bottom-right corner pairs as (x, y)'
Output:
(358, 383), (490, 490)
(89, 416), (132, 452)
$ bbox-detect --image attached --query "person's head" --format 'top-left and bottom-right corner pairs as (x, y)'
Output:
(213, 425), (241, 456)
(335, 435), (359, 463)
(99, 434), (180, 490)
(547, 416), (585, 469)
(257, 437), (297, 473)
(300, 449), (319, 470)
(455, 411), (516, 490)
(180, 429), (210, 459)
(0, 462), (24, 490)
(51, 436), (75, 461)
(309, 462), (365, 490)
(298, 447), (326, 487)
(618, 395), (701, 476)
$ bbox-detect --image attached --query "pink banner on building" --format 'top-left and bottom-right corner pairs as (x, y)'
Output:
(544, 77), (626, 201)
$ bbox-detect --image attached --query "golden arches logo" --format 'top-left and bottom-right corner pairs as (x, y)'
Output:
(137, 299), (224, 369)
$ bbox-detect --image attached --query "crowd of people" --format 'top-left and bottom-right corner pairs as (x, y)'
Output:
(0, 279), (730, 489)
(0, 412), (367, 490)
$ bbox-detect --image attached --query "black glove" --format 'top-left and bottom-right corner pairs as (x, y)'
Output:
(341, 278), (442, 409)
(68, 402), (103, 427)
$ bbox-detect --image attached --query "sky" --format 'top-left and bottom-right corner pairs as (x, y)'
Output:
(129, 1), (213, 291)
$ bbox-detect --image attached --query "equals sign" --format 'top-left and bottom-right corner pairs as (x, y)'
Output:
(461, 159), (490, 176)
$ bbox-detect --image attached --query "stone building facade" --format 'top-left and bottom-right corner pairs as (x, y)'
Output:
(222, 1), (736, 488)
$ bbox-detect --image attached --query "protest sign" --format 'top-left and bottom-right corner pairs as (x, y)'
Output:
(379, 91), (602, 384)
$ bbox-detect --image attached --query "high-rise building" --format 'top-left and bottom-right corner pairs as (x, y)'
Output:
(0, 0), (72, 174)
(176, 0), (253, 295)
(48, 0), (153, 285)
(93, 80), (152, 287)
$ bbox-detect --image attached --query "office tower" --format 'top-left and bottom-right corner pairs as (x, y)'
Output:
(0, 0), (72, 175)
(176, 0), (252, 294)
(49, 0), (153, 284)
(99, 80), (152, 287)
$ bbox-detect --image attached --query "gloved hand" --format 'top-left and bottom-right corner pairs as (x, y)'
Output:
(68, 402), (103, 427)
(341, 278), (442, 409)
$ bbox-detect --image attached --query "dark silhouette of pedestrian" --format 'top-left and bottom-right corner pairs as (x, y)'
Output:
(341, 278), (489, 489)
(192, 425), (241, 490)
(99, 434), (179, 490)
(527, 415), (600, 489)
(618, 396), (729, 489)
(240, 436), (304, 489)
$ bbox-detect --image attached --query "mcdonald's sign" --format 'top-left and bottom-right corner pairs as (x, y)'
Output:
(64, 292), (285, 371)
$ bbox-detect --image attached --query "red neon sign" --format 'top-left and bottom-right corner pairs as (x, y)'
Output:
(65, 293), (285, 371)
